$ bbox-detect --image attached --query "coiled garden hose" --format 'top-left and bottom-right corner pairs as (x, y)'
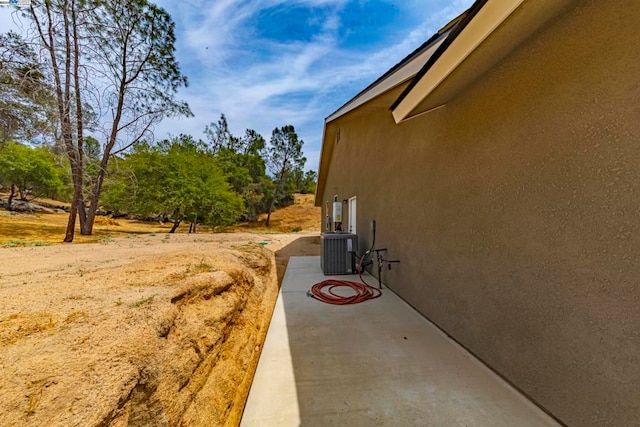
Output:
(307, 279), (381, 305)
(309, 254), (381, 305)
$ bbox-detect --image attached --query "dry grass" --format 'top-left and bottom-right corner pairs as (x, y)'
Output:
(0, 210), (172, 246)
(0, 193), (320, 246)
(0, 312), (56, 345)
(233, 193), (320, 234)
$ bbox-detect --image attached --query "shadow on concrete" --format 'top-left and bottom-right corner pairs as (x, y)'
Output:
(274, 235), (320, 287)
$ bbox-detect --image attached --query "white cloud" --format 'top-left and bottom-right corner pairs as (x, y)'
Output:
(155, 0), (474, 171)
(154, 0), (351, 168)
(2, 0), (474, 172)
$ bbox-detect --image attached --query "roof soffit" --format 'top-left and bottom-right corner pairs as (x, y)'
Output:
(391, 0), (575, 122)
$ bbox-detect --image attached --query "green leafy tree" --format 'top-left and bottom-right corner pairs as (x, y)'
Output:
(0, 141), (67, 207)
(99, 162), (135, 215)
(240, 130), (276, 221)
(303, 170), (317, 194)
(102, 135), (245, 232)
(265, 125), (306, 226)
(204, 115), (272, 221)
(289, 169), (317, 194)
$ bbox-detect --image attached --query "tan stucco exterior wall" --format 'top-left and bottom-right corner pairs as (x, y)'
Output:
(320, 2), (639, 426)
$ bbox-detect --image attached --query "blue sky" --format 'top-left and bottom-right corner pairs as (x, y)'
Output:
(0, 0), (473, 171)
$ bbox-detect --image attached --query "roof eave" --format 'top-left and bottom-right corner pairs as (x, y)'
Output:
(324, 10), (470, 125)
(391, 0), (575, 123)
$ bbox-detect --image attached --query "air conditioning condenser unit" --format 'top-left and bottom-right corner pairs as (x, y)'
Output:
(321, 233), (358, 275)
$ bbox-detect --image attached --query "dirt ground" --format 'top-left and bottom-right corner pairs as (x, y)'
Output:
(0, 193), (320, 246)
(0, 196), (321, 426)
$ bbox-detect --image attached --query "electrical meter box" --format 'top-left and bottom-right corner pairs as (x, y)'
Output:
(321, 233), (358, 275)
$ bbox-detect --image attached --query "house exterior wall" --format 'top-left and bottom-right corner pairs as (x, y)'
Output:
(319, 2), (639, 426)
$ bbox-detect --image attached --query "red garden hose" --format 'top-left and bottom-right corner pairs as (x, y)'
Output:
(310, 246), (381, 305)
(309, 279), (381, 305)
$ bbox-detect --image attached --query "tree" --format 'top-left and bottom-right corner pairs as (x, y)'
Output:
(290, 169), (317, 194)
(237, 129), (272, 221)
(0, 141), (67, 207)
(0, 32), (55, 143)
(81, 136), (101, 200)
(204, 114), (239, 154)
(264, 125), (306, 226)
(24, 0), (191, 242)
(99, 157), (136, 215)
(203, 115), (272, 222)
(302, 170), (317, 194)
(102, 135), (245, 232)
(240, 129), (268, 178)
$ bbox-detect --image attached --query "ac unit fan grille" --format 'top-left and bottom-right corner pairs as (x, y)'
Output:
(321, 233), (358, 275)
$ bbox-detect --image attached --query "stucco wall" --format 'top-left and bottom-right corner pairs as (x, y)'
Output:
(320, 2), (640, 426)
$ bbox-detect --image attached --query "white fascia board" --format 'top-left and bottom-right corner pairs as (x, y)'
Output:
(392, 0), (526, 123)
(325, 33), (449, 124)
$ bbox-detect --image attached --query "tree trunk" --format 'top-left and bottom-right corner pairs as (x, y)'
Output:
(189, 214), (197, 234)
(78, 199), (88, 234)
(64, 180), (85, 243)
(8, 184), (17, 208)
(265, 167), (287, 227)
(64, 200), (78, 243)
(84, 205), (95, 235)
(64, 159), (86, 242)
(71, 0), (87, 236)
(61, 3), (79, 241)
(82, 27), (130, 235)
(33, 3), (81, 242)
(169, 219), (181, 234)
(265, 198), (275, 227)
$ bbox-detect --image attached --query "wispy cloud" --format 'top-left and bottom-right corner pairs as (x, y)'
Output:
(1, 1), (474, 171)
(155, 0), (474, 170)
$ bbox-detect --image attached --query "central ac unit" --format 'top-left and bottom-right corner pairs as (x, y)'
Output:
(321, 233), (358, 275)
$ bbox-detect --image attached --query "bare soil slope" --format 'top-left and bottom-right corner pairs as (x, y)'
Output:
(0, 192), (322, 426)
(1, 234), (298, 426)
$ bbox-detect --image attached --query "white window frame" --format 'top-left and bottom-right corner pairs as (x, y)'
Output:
(348, 196), (357, 234)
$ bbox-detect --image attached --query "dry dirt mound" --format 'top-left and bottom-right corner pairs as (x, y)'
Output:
(0, 233), (284, 426)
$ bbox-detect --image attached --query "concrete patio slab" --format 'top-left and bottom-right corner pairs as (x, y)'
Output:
(241, 256), (558, 427)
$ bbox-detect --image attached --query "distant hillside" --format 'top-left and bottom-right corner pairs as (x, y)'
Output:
(234, 193), (320, 233)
